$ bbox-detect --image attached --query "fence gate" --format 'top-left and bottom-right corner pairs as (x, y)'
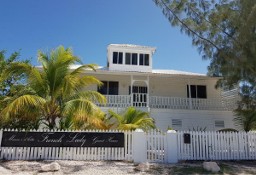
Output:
(177, 131), (256, 160)
(146, 130), (167, 163)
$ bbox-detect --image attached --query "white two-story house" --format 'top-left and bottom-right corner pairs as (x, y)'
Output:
(78, 44), (238, 131)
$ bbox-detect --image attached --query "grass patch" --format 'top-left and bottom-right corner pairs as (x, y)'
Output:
(219, 163), (234, 174)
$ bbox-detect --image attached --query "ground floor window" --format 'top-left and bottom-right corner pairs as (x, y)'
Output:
(98, 81), (119, 95)
(215, 120), (225, 128)
(172, 119), (182, 128)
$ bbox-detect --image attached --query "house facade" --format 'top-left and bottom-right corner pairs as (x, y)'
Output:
(79, 44), (239, 131)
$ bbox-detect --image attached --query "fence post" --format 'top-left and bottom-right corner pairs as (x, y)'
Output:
(166, 130), (178, 163)
(133, 129), (147, 163)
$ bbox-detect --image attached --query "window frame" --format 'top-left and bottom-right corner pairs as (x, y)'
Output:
(187, 85), (207, 99)
(112, 52), (123, 64)
(98, 81), (119, 95)
(139, 53), (150, 66)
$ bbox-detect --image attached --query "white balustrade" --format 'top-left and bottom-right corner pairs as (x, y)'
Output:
(97, 95), (131, 108)
(132, 93), (147, 107)
(97, 95), (236, 111)
(149, 96), (235, 111)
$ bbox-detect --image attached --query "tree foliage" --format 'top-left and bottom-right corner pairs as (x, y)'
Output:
(1, 46), (106, 129)
(154, 0), (256, 130)
(0, 50), (37, 129)
(0, 50), (28, 98)
(154, 0), (256, 87)
(234, 83), (256, 131)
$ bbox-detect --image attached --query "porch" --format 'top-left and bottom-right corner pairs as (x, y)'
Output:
(96, 94), (237, 111)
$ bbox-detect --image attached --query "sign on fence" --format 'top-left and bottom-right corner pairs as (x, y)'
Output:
(1, 131), (124, 147)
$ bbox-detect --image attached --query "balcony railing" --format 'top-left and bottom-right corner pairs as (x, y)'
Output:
(96, 94), (237, 111)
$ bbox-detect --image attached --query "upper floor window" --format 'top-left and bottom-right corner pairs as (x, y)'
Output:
(98, 81), (119, 95)
(125, 53), (138, 65)
(187, 85), (207, 99)
(139, 54), (149, 66)
(113, 52), (123, 64)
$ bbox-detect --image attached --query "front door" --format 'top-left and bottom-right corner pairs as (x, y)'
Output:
(129, 86), (148, 107)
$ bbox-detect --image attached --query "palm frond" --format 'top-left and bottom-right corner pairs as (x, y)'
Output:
(68, 91), (106, 104)
(1, 95), (45, 117)
(109, 107), (155, 131)
(118, 123), (140, 130)
(37, 51), (49, 69)
(63, 98), (99, 117)
(108, 109), (123, 123)
(70, 64), (98, 76)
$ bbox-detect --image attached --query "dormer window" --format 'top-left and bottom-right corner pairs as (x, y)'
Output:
(125, 53), (138, 65)
(113, 52), (123, 64)
(139, 54), (149, 66)
(132, 53), (137, 65)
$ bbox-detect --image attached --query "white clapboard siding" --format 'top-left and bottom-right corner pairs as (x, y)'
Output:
(0, 129), (133, 161)
(177, 131), (256, 161)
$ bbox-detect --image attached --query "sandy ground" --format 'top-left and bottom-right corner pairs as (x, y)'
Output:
(1, 160), (256, 175)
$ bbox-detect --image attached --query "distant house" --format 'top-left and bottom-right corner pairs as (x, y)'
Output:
(76, 44), (239, 131)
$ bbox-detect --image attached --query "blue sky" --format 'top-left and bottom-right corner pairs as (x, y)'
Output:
(0, 0), (210, 74)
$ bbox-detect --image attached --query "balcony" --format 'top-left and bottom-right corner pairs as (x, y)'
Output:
(96, 93), (237, 111)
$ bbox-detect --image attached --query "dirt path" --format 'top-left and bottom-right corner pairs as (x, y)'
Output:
(1, 160), (256, 175)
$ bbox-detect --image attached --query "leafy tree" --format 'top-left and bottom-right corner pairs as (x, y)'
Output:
(0, 51), (38, 129)
(234, 84), (256, 131)
(153, 0), (256, 86)
(0, 50), (28, 99)
(108, 107), (155, 131)
(1, 46), (106, 129)
(153, 0), (256, 130)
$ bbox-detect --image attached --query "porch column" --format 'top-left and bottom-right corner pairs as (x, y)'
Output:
(188, 79), (192, 109)
(146, 76), (149, 108)
(131, 75), (133, 107)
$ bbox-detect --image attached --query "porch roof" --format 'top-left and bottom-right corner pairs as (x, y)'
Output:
(68, 65), (219, 79)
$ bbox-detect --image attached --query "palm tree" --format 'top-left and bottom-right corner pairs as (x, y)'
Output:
(108, 107), (155, 131)
(1, 46), (106, 129)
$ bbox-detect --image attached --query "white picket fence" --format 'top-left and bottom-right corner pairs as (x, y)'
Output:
(0, 129), (133, 161)
(2, 129), (256, 162)
(146, 130), (167, 163)
(178, 131), (256, 160)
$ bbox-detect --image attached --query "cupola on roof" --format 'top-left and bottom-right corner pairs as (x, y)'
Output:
(107, 44), (155, 72)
